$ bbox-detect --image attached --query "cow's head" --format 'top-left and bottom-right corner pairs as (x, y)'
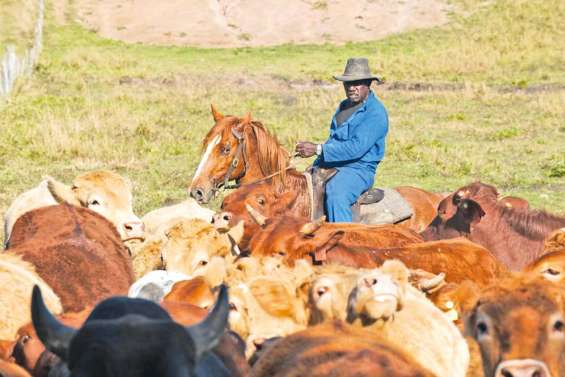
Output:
(46, 170), (144, 242)
(346, 260), (409, 326)
(241, 208), (345, 264)
(525, 250), (565, 284)
(421, 197), (486, 241)
(304, 266), (360, 325)
(465, 277), (565, 377)
(214, 183), (299, 250)
(31, 284), (229, 377)
(189, 106), (251, 204)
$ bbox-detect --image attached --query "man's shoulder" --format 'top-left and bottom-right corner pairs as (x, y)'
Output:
(366, 94), (387, 116)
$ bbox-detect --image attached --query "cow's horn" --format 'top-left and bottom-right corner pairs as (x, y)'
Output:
(31, 285), (76, 361)
(419, 272), (446, 292)
(245, 204), (267, 227)
(299, 216), (326, 235)
(186, 284), (229, 360)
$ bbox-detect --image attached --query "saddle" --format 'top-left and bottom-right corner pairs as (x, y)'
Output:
(305, 167), (413, 224)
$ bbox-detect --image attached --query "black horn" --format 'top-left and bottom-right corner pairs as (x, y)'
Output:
(31, 285), (76, 360)
(186, 284), (229, 360)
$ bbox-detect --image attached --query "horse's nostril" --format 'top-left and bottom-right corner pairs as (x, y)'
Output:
(500, 369), (513, 377)
(223, 214), (231, 221)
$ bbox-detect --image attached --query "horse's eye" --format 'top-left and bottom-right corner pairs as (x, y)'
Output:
(257, 197), (265, 206)
(221, 145), (231, 155)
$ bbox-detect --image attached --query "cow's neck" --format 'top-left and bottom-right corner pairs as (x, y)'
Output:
(470, 202), (565, 270)
(281, 171), (311, 219)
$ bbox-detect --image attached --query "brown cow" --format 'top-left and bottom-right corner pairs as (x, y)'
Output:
(242, 211), (506, 283)
(7, 204), (134, 312)
(465, 275), (565, 377)
(163, 277), (216, 309)
(421, 181), (565, 270)
(249, 320), (435, 377)
(244, 211), (423, 261)
(215, 180), (443, 250)
(4, 170), (144, 244)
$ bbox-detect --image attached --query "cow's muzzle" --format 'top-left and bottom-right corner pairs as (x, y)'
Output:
(495, 359), (551, 377)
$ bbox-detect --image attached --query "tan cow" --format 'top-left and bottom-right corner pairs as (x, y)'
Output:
(131, 218), (242, 282)
(141, 199), (215, 238)
(314, 260), (469, 377)
(0, 253), (62, 340)
(3, 170), (143, 244)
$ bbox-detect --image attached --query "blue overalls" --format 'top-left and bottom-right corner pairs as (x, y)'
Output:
(314, 91), (389, 222)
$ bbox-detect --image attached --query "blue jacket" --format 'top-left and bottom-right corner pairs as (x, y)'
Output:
(315, 91), (389, 183)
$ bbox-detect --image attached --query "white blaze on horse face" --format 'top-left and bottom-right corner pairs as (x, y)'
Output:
(192, 135), (222, 185)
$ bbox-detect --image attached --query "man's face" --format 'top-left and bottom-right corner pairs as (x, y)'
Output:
(343, 80), (371, 103)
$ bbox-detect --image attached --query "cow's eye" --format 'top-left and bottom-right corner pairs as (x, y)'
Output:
(553, 320), (564, 333)
(476, 321), (489, 337)
(544, 268), (560, 276)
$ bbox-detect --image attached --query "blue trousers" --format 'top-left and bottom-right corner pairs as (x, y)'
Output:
(325, 168), (374, 223)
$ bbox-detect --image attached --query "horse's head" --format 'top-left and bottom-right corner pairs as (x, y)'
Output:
(189, 105), (251, 204)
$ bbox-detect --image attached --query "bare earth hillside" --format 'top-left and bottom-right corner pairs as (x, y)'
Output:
(64, 0), (449, 47)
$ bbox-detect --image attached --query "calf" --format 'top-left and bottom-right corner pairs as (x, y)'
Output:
(465, 276), (565, 377)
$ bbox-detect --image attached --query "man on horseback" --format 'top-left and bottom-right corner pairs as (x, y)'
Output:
(295, 57), (389, 222)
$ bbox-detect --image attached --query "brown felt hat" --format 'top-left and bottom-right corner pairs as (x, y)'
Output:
(333, 57), (382, 84)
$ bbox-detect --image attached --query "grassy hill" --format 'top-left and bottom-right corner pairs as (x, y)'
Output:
(0, 0), (564, 239)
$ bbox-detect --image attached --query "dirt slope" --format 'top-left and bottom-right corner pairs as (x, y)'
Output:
(59, 0), (449, 47)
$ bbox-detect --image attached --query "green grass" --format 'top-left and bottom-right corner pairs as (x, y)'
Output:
(1, 0), (564, 243)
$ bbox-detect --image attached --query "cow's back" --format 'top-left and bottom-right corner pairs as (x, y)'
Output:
(9, 204), (133, 312)
(250, 321), (434, 377)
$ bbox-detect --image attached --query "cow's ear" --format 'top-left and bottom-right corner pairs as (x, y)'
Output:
(46, 176), (81, 207)
(249, 279), (296, 319)
(211, 104), (224, 122)
(458, 199), (485, 226)
(380, 260), (410, 286)
(312, 231), (345, 263)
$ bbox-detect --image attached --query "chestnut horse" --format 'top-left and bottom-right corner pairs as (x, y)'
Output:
(190, 106), (443, 233)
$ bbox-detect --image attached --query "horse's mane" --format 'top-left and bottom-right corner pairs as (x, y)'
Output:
(247, 120), (290, 189)
(499, 205), (565, 240)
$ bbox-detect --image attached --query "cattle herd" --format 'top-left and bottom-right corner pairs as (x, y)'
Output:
(1, 110), (565, 377)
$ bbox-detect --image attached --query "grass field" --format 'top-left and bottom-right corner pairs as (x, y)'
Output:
(0, 0), (564, 242)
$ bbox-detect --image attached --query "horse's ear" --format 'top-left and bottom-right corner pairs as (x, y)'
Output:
(241, 112), (252, 125)
(211, 104), (224, 122)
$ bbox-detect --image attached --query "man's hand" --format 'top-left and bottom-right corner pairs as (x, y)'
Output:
(295, 141), (318, 158)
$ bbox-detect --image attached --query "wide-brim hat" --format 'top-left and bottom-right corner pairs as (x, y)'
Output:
(333, 57), (383, 84)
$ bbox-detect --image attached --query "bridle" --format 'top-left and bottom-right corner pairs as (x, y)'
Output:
(220, 127), (249, 191)
(213, 125), (296, 195)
